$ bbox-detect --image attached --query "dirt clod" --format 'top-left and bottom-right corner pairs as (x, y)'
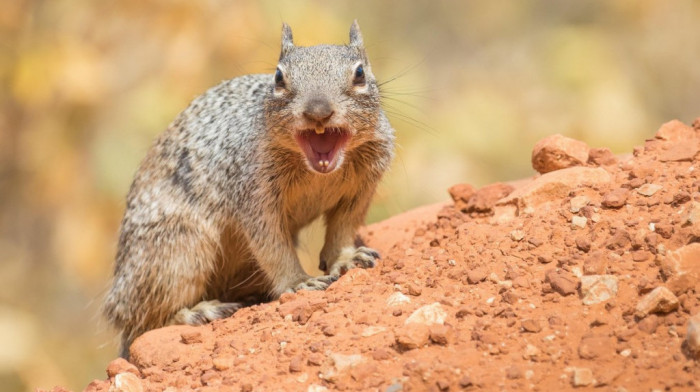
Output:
(531, 133), (590, 174)
(545, 269), (578, 296)
(602, 188), (629, 209)
(636, 286), (679, 316)
(395, 324), (430, 350)
(106, 358), (140, 378)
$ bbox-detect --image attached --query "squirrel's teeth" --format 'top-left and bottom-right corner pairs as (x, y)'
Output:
(315, 126), (325, 135)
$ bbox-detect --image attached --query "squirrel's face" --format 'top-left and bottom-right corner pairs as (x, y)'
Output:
(264, 22), (381, 175)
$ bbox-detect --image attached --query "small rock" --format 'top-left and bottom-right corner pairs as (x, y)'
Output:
(106, 358), (140, 378)
(660, 243), (700, 295)
(384, 384), (403, 392)
(386, 292), (411, 307)
(406, 283), (422, 296)
(545, 269), (578, 296)
(405, 303), (448, 325)
(637, 183), (662, 197)
(361, 326), (387, 337)
(637, 314), (659, 334)
(578, 334), (614, 360)
(521, 319), (542, 333)
(200, 370), (221, 386)
(510, 229), (525, 241)
(278, 298), (328, 325)
(505, 365), (522, 379)
(531, 134), (590, 174)
(683, 201), (700, 227)
(588, 147), (617, 166)
(289, 355), (304, 372)
(395, 324), (430, 350)
(497, 167), (611, 215)
(580, 275), (618, 305)
(113, 373), (144, 392)
(635, 286), (679, 316)
(212, 356), (234, 371)
(429, 324), (454, 345)
(523, 344), (541, 359)
(571, 216), (587, 229)
(436, 379), (450, 391)
(602, 188), (629, 209)
(278, 292), (296, 304)
(322, 324), (337, 337)
(467, 268), (487, 284)
(459, 376), (473, 388)
(307, 353), (325, 366)
(448, 183), (475, 204)
(538, 255), (552, 264)
(370, 348), (392, 361)
(575, 236), (591, 252)
(572, 367), (594, 387)
(180, 331), (202, 344)
(528, 237), (544, 247)
(329, 353), (364, 373)
(569, 195), (590, 213)
(449, 184), (475, 212)
(466, 183), (515, 214)
(654, 223), (673, 239)
(631, 250), (649, 262)
(659, 141), (700, 162)
(655, 119), (696, 142)
(607, 228), (631, 249)
(686, 313), (700, 358)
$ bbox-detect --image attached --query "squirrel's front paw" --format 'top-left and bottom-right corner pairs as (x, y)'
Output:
(328, 246), (380, 277)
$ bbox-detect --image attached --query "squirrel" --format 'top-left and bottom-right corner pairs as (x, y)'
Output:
(103, 21), (395, 358)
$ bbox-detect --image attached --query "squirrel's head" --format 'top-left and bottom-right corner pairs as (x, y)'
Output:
(264, 21), (381, 174)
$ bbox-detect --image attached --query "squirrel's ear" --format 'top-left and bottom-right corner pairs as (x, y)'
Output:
(281, 23), (294, 57)
(349, 20), (364, 47)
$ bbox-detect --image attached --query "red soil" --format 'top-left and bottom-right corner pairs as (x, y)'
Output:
(71, 119), (700, 391)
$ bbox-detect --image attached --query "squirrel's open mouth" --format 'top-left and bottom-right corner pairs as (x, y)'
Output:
(295, 127), (350, 173)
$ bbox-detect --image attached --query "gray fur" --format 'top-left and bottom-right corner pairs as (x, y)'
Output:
(103, 22), (394, 358)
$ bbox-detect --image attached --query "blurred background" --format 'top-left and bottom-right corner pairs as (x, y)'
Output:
(1, 0), (699, 390)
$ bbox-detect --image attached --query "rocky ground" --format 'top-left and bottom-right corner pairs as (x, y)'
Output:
(57, 119), (700, 391)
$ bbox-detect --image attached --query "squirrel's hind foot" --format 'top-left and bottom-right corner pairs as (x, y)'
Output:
(328, 246), (380, 277)
(292, 274), (338, 293)
(170, 299), (242, 326)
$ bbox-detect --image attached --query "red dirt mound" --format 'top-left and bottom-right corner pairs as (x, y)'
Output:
(77, 119), (700, 391)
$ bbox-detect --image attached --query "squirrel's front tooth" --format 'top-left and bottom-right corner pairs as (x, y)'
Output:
(315, 126), (325, 135)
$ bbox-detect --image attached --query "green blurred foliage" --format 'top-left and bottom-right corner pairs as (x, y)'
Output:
(0, 1), (698, 390)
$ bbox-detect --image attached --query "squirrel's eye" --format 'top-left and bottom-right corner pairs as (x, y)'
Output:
(353, 65), (366, 86)
(274, 68), (285, 88)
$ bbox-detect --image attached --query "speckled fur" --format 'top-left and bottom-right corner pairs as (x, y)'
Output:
(103, 22), (394, 357)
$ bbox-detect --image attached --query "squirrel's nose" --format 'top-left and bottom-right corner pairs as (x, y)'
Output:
(303, 97), (334, 124)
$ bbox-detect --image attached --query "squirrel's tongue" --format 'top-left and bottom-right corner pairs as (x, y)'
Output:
(296, 128), (350, 174)
(307, 132), (338, 154)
